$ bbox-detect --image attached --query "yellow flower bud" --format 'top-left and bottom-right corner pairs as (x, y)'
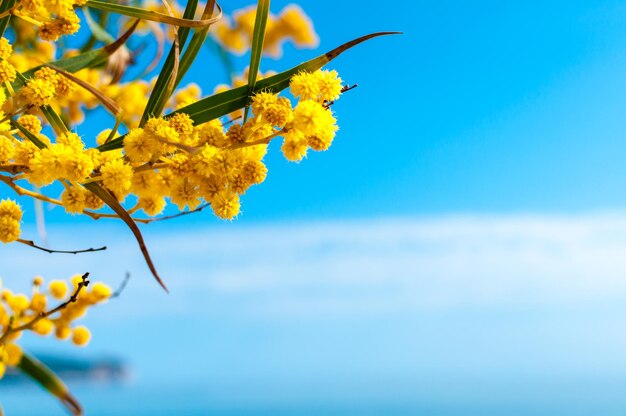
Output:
(71, 326), (91, 346)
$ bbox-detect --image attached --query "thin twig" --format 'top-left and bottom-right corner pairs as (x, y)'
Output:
(17, 238), (107, 255)
(143, 202), (210, 223)
(0, 165), (27, 175)
(324, 84), (358, 109)
(0, 175), (64, 206)
(229, 129), (284, 150)
(110, 272), (130, 299)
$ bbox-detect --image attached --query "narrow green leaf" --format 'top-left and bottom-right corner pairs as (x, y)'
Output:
(83, 182), (168, 292)
(11, 119), (48, 149)
(9, 22), (137, 134)
(83, 7), (115, 43)
(139, 0), (200, 126)
(40, 106), (70, 135)
(47, 64), (122, 117)
(0, 0), (17, 38)
(175, 31), (401, 124)
(98, 32), (399, 152)
(85, 0), (221, 28)
(18, 352), (83, 416)
(173, 1), (219, 91)
(16, 19), (139, 83)
(244, 0), (271, 122)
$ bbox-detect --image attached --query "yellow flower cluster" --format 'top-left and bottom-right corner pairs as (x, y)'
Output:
(0, 199), (22, 244)
(0, 274), (111, 378)
(0, 69), (342, 221)
(118, 69), (341, 219)
(214, 4), (318, 57)
(13, 0), (86, 41)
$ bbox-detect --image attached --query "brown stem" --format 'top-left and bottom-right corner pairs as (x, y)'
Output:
(17, 239), (107, 255)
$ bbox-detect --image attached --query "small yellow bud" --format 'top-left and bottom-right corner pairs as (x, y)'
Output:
(5, 343), (22, 366)
(30, 293), (47, 312)
(71, 326), (91, 346)
(55, 325), (71, 340)
(90, 282), (112, 302)
(33, 318), (54, 336)
(49, 280), (68, 300)
(8, 294), (29, 313)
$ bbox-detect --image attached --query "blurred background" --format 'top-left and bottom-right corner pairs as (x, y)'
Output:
(6, 0), (626, 414)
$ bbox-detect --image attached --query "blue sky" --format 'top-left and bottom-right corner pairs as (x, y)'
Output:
(13, 0), (626, 225)
(7, 1), (626, 414)
(202, 0), (626, 221)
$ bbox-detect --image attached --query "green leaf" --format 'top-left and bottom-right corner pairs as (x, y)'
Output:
(48, 64), (122, 117)
(0, 0), (17, 38)
(11, 119), (48, 149)
(18, 351), (83, 416)
(139, 0), (200, 126)
(173, 31), (401, 125)
(83, 7), (115, 43)
(173, 1), (220, 90)
(83, 182), (168, 291)
(40, 106), (70, 135)
(9, 22), (138, 135)
(85, 0), (221, 28)
(16, 19), (139, 84)
(244, 0), (271, 122)
(98, 32), (399, 152)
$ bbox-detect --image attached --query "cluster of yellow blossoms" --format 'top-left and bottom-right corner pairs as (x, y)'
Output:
(0, 67), (342, 230)
(0, 199), (21, 244)
(214, 4), (318, 57)
(0, 274), (111, 378)
(0, 1), (355, 399)
(10, 0), (86, 41)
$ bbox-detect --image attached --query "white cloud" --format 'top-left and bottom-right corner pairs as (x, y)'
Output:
(4, 212), (626, 317)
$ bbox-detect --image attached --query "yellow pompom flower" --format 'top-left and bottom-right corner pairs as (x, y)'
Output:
(61, 186), (86, 214)
(5, 343), (23, 366)
(30, 293), (47, 312)
(32, 318), (54, 336)
(16, 115), (43, 134)
(281, 130), (308, 162)
(0, 200), (22, 244)
(90, 282), (112, 302)
(55, 325), (71, 340)
(123, 128), (153, 163)
(0, 60), (16, 83)
(71, 326), (91, 346)
(49, 280), (69, 300)
(138, 195), (166, 216)
(211, 189), (240, 220)
(290, 71), (320, 101)
(100, 158), (133, 196)
(315, 70), (343, 102)
(0, 199), (22, 222)
(0, 137), (15, 164)
(0, 37), (13, 60)
(0, 217), (20, 243)
(278, 5), (318, 47)
(22, 78), (56, 107)
(7, 294), (29, 313)
(291, 100), (334, 136)
(170, 179), (201, 210)
(56, 132), (84, 150)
